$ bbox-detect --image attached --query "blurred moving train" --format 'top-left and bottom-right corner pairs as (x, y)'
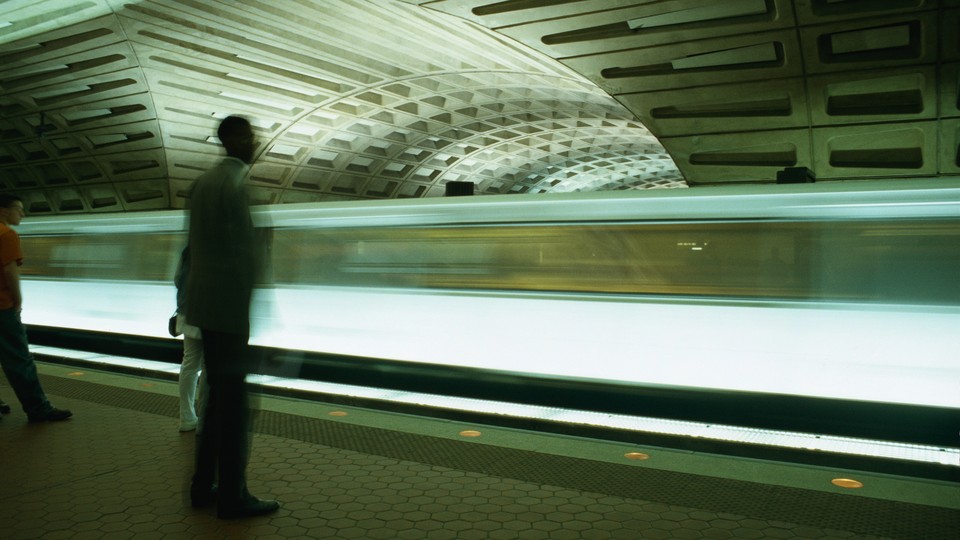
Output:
(16, 179), (960, 453)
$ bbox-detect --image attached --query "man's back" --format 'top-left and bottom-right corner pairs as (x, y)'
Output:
(185, 156), (256, 335)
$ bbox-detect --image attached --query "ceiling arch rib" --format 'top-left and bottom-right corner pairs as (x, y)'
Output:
(0, 0), (682, 215)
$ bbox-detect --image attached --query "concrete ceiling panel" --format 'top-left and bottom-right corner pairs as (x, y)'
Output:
(497, 0), (796, 59)
(618, 77), (809, 138)
(561, 30), (804, 95)
(805, 66), (937, 126)
(796, 11), (939, 76)
(792, 0), (939, 26)
(812, 120), (939, 178)
(667, 128), (812, 185)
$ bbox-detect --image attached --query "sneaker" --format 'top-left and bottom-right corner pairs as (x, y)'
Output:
(28, 408), (73, 423)
(179, 420), (198, 432)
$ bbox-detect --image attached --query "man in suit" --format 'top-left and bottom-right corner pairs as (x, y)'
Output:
(185, 116), (279, 519)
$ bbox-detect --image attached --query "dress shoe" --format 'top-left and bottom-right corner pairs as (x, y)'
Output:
(0, 400), (10, 414)
(27, 408), (73, 423)
(190, 483), (218, 508)
(217, 496), (280, 519)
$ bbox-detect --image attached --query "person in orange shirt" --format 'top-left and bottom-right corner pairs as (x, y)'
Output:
(0, 194), (72, 423)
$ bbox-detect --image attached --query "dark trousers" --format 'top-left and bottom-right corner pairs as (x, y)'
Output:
(0, 309), (50, 416)
(193, 328), (252, 503)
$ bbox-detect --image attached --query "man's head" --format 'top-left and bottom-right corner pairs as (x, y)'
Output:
(218, 115), (256, 164)
(0, 194), (25, 226)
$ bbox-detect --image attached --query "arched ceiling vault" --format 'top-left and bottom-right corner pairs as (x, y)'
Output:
(0, 0), (681, 214)
(420, 0), (960, 186)
(1, 0), (958, 215)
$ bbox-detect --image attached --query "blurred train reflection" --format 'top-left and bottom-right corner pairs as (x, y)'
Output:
(17, 180), (960, 450)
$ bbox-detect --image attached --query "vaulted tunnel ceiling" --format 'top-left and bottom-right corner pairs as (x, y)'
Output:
(1, 0), (958, 215)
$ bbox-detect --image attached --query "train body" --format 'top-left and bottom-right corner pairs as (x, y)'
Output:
(17, 179), (960, 447)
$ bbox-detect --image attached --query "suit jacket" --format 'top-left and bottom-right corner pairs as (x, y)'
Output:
(184, 157), (258, 336)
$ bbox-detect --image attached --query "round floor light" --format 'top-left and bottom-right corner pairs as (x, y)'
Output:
(832, 478), (864, 489)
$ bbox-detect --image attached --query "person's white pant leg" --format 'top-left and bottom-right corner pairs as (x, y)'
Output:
(178, 315), (205, 427)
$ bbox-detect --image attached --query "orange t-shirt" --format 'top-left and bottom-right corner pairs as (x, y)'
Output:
(0, 223), (23, 309)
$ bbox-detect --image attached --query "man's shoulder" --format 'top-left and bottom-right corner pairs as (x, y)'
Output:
(191, 160), (229, 196)
(193, 158), (246, 188)
(194, 159), (229, 181)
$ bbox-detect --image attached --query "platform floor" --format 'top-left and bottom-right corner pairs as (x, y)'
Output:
(0, 361), (957, 540)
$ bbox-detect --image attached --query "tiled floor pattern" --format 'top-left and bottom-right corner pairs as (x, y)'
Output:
(0, 363), (957, 540)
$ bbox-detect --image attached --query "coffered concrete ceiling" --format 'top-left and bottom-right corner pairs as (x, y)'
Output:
(1, 0), (958, 214)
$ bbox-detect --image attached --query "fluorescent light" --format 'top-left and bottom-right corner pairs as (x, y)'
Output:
(831, 25), (911, 54)
(628, 1), (768, 30)
(226, 72), (319, 96)
(62, 109), (112, 121)
(87, 133), (128, 145)
(15, 64), (69, 77)
(219, 91), (297, 112)
(672, 43), (779, 70)
(32, 85), (91, 99)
